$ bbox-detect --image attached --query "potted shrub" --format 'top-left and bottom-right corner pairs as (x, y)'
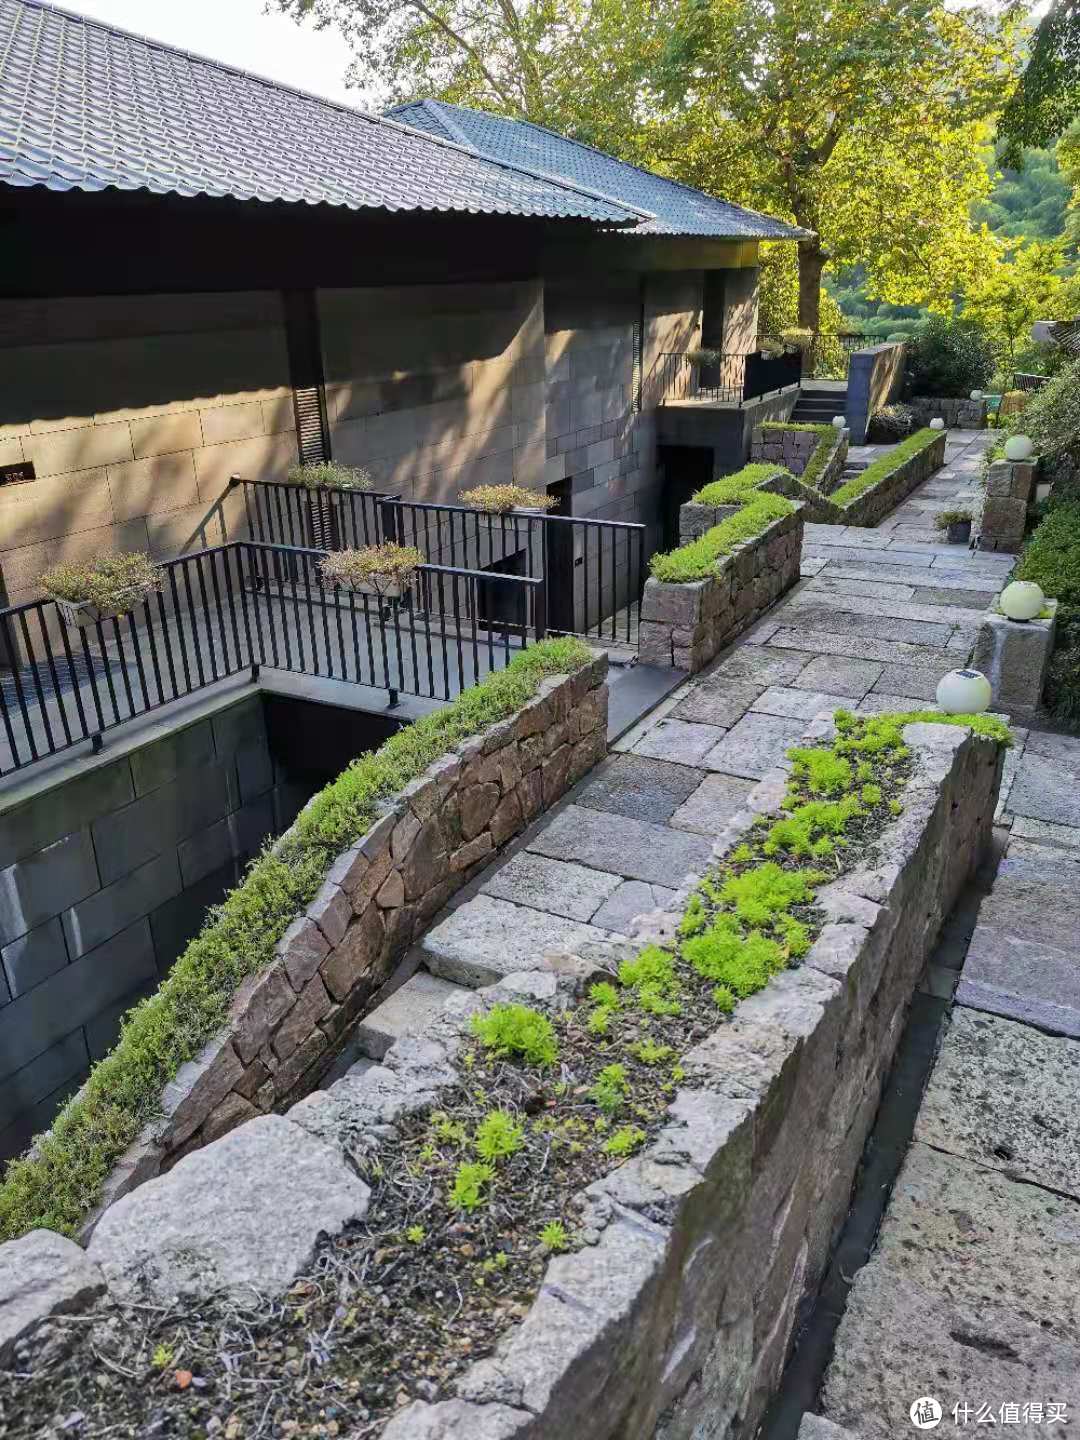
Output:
(458, 484), (557, 516)
(935, 509), (973, 545)
(288, 463), (374, 492)
(868, 402), (915, 443)
(42, 551), (165, 628)
(318, 542), (423, 600)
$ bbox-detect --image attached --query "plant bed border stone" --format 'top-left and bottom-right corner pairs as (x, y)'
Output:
(908, 395), (987, 430)
(0, 716), (1006, 1440)
(752, 421), (848, 495)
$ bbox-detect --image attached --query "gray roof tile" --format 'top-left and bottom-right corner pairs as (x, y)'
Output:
(389, 99), (807, 241)
(0, 0), (644, 224)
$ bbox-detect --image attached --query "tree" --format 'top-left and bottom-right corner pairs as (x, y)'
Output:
(1000, 0), (1080, 163)
(655, 0), (1019, 331)
(962, 234), (1072, 371)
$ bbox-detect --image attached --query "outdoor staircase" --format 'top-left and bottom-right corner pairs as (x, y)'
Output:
(791, 382), (847, 426)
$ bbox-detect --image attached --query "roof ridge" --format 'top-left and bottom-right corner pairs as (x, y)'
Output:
(419, 98), (810, 236)
(2, 0), (645, 224)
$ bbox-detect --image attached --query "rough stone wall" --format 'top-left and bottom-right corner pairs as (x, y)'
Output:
(3, 719), (1003, 1439)
(84, 656), (608, 1229)
(972, 604), (1057, 717)
(639, 507), (803, 671)
(837, 430), (946, 526)
(0, 693), (280, 1163)
(976, 456), (1037, 553)
(909, 396), (987, 430)
(751, 425), (848, 491)
(0, 294), (289, 616)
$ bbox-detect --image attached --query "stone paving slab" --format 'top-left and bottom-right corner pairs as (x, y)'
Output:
(591, 879), (678, 932)
(671, 678), (765, 728)
(1010, 815), (1080, 854)
(770, 628), (952, 668)
(354, 971), (463, 1061)
(958, 893), (1080, 1039)
(668, 772), (757, 835)
(528, 803), (713, 885)
(1022, 730), (1080, 765)
(822, 562), (998, 592)
(631, 716), (727, 765)
(775, 602), (955, 647)
(790, 655), (884, 698)
(480, 851), (621, 922)
(855, 692), (926, 715)
(823, 1265), (1080, 1440)
(795, 592), (986, 628)
(914, 1008), (1080, 1201)
(869, 1142), (1080, 1339)
(420, 894), (615, 987)
(751, 686), (852, 721)
(803, 545), (936, 568)
(573, 753), (705, 824)
(1005, 750), (1080, 829)
(869, 663), (949, 701)
(702, 710), (806, 780)
(807, 576), (917, 603)
(712, 648), (816, 685)
(912, 585), (999, 609)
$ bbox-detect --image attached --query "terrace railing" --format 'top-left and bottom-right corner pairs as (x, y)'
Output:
(656, 348), (803, 407)
(1013, 372), (1051, 393)
(0, 541), (545, 779)
(232, 476), (647, 649)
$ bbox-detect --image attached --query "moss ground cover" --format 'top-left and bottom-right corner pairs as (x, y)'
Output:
(830, 427), (940, 506)
(691, 462), (792, 507)
(0, 637), (591, 1245)
(2, 711), (1009, 1437)
(759, 420), (838, 492)
(649, 488), (795, 583)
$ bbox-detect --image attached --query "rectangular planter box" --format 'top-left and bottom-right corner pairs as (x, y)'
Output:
(639, 507), (804, 672)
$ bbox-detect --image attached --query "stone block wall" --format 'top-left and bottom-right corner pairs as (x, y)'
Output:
(639, 506), (803, 671)
(0, 293), (292, 616)
(0, 694), (281, 1162)
(976, 456), (1037, 553)
(972, 603), (1057, 718)
(837, 430), (946, 527)
(909, 396), (987, 430)
(751, 424), (848, 492)
(85, 656), (609, 1226)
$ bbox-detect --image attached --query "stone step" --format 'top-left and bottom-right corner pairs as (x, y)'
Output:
(418, 892), (615, 988)
(351, 970), (467, 1060)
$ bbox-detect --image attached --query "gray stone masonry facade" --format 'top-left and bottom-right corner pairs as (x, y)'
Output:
(909, 396), (988, 430)
(0, 693), (282, 1163)
(751, 424), (848, 494)
(0, 717), (1003, 1438)
(81, 655), (609, 1231)
(976, 456), (1037, 553)
(972, 603), (1057, 720)
(639, 506), (804, 672)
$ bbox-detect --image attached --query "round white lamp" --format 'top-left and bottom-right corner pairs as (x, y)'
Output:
(1004, 434), (1034, 462)
(831, 415), (846, 430)
(999, 580), (1045, 622)
(929, 417), (946, 431)
(970, 389), (983, 401)
(936, 669), (992, 714)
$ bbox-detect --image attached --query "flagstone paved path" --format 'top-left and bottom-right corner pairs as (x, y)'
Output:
(341, 428), (1080, 1438)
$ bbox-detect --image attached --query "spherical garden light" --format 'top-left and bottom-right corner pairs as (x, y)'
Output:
(832, 415), (846, 430)
(1004, 434), (1034, 462)
(936, 668), (992, 714)
(999, 580), (1045, 622)
(929, 417), (946, 431)
(970, 389), (983, 401)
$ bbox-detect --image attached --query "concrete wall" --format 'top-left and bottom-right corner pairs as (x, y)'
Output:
(0, 694), (287, 1162)
(845, 342), (907, 444)
(0, 294), (295, 614)
(656, 387), (800, 479)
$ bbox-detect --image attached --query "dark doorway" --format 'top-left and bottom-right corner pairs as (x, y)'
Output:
(658, 444), (714, 551)
(264, 693), (405, 786)
(544, 478), (576, 634)
(477, 550), (529, 632)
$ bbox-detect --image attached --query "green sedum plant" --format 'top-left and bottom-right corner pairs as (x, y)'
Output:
(830, 428), (942, 506)
(471, 1003), (559, 1067)
(650, 492), (795, 583)
(474, 1110), (525, 1162)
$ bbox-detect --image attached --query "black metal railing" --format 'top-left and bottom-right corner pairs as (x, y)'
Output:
(1013, 372), (1051, 393)
(0, 541), (545, 778)
(656, 348), (802, 407)
(232, 476), (646, 648)
(231, 475), (398, 551)
(805, 332), (883, 380)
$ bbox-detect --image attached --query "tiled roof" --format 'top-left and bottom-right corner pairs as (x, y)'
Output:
(0, 0), (646, 224)
(389, 99), (808, 241)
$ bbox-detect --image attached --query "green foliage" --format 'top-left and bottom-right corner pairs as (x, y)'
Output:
(406, 1225), (426, 1244)
(649, 493), (795, 583)
(41, 551), (164, 611)
(603, 1126), (647, 1157)
(539, 1221), (570, 1251)
(692, 463), (790, 506)
(151, 1344), (174, 1370)
(618, 946), (681, 1014)
(830, 429), (942, 507)
(1006, 359), (1080, 462)
(590, 1063), (630, 1115)
(905, 315), (996, 398)
(632, 1039), (673, 1065)
(1000, 0), (1080, 159)
(683, 925), (786, 995)
(1017, 498), (1080, 721)
(712, 985), (737, 1014)
(472, 1003), (559, 1068)
(718, 863), (822, 927)
(788, 747), (853, 796)
(763, 796), (863, 857)
(0, 637), (590, 1242)
(288, 462), (373, 491)
(449, 1161), (495, 1212)
(474, 1110), (525, 1162)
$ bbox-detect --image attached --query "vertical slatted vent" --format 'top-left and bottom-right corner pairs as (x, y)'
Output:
(294, 386), (329, 466)
(632, 304), (644, 413)
(283, 289), (331, 469)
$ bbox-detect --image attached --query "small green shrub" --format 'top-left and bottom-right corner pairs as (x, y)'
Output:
(905, 314), (996, 398)
(449, 1161), (495, 1211)
(42, 551), (164, 611)
(830, 429), (942, 507)
(590, 1063), (630, 1115)
(474, 1110), (525, 1162)
(472, 1003), (559, 1068)
(288, 462), (374, 491)
(1017, 499), (1080, 720)
(718, 862), (823, 926)
(692, 463), (790, 506)
(1001, 358), (1080, 461)
(649, 493), (794, 583)
(539, 1220), (570, 1251)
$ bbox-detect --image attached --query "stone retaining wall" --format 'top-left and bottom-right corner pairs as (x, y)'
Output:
(751, 424), (848, 494)
(976, 455), (1037, 553)
(836, 429), (946, 527)
(909, 396), (987, 430)
(3, 718), (1004, 1440)
(639, 507), (803, 672)
(84, 655), (609, 1229)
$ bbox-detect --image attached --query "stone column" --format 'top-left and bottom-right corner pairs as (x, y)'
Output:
(972, 603), (1057, 719)
(977, 458), (1037, 553)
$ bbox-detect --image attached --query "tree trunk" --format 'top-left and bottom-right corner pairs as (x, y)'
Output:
(797, 239), (827, 332)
